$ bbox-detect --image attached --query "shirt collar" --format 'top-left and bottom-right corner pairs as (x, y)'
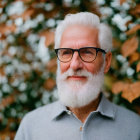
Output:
(51, 101), (68, 120)
(96, 94), (116, 119)
(51, 94), (116, 120)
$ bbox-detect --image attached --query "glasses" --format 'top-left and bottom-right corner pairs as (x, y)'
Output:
(55, 47), (106, 63)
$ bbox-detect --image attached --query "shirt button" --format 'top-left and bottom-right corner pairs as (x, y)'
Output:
(67, 110), (72, 115)
(80, 126), (83, 131)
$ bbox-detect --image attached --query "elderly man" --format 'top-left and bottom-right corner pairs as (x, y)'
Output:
(15, 12), (140, 140)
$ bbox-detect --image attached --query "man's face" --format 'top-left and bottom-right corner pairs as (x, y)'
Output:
(56, 24), (111, 108)
(60, 25), (105, 78)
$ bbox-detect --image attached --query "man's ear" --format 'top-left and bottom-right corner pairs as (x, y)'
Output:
(104, 52), (112, 74)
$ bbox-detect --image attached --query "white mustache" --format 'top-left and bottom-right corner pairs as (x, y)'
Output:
(59, 68), (92, 80)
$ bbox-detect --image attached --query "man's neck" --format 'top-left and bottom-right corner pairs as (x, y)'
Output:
(68, 94), (101, 123)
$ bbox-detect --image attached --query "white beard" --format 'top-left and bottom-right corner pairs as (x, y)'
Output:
(56, 64), (105, 108)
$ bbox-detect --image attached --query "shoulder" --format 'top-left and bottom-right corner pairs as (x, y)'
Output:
(114, 103), (140, 119)
(15, 101), (61, 139)
(22, 101), (60, 123)
(113, 103), (140, 127)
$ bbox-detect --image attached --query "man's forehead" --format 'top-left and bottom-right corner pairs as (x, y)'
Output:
(60, 24), (99, 48)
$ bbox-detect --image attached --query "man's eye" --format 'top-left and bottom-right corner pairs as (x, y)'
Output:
(82, 50), (94, 55)
(62, 50), (71, 55)
(84, 50), (93, 54)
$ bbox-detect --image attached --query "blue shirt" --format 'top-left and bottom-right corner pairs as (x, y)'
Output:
(15, 95), (140, 140)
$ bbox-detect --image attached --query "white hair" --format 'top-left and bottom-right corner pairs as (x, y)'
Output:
(55, 12), (112, 52)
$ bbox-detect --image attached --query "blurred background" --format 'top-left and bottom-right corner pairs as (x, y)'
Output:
(0, 0), (140, 139)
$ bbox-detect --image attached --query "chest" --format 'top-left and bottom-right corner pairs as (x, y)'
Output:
(29, 114), (138, 140)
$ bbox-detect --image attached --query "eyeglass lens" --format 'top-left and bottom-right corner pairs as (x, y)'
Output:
(80, 48), (96, 62)
(58, 49), (72, 62)
(57, 48), (97, 62)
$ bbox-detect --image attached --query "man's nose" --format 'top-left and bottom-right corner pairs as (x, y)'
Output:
(70, 52), (83, 71)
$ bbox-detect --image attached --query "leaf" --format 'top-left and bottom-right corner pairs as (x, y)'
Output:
(121, 87), (133, 103)
(0, 67), (5, 76)
(126, 25), (140, 36)
(131, 82), (140, 96)
(46, 58), (57, 73)
(112, 82), (129, 94)
(0, 132), (15, 140)
(122, 82), (140, 102)
(22, 8), (35, 20)
(129, 52), (140, 64)
(112, 81), (140, 102)
(130, 4), (140, 17)
(0, 24), (16, 35)
(40, 30), (54, 47)
(121, 36), (138, 57)
(0, 95), (15, 110)
(44, 78), (56, 91)
(125, 20), (132, 27)
(136, 61), (140, 72)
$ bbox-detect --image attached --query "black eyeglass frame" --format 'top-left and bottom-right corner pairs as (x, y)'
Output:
(55, 47), (106, 63)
